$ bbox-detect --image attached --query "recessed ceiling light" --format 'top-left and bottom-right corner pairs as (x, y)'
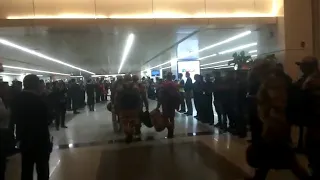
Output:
(118, 34), (135, 74)
(0, 39), (95, 75)
(3, 65), (70, 76)
(249, 50), (257, 54)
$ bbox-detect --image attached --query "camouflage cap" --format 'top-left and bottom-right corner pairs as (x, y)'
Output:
(296, 56), (318, 66)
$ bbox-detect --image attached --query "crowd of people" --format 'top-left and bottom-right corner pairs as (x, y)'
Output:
(0, 76), (112, 180)
(1, 55), (320, 179)
(136, 56), (320, 179)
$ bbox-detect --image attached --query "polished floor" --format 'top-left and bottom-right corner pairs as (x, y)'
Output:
(5, 101), (309, 180)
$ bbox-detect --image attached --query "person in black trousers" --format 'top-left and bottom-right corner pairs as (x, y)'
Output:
(86, 79), (95, 111)
(177, 73), (186, 113)
(193, 74), (205, 121)
(56, 81), (67, 129)
(11, 74), (52, 180)
(69, 79), (80, 114)
(213, 71), (226, 128)
(204, 74), (214, 125)
(184, 72), (193, 116)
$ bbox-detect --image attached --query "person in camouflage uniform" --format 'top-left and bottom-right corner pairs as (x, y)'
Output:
(247, 58), (309, 180)
(296, 56), (320, 179)
(115, 74), (142, 143)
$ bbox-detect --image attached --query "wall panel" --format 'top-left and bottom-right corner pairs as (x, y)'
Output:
(1, 0), (279, 19)
(1, 0), (34, 19)
(96, 0), (152, 18)
(33, 0), (96, 17)
(153, 0), (205, 17)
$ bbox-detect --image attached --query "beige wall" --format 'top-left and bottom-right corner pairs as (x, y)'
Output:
(283, 0), (313, 80)
(258, 0), (313, 80)
(0, 0), (278, 19)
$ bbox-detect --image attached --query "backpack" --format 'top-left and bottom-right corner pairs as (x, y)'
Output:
(117, 82), (141, 110)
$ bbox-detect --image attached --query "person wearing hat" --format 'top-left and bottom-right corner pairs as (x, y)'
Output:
(294, 56), (320, 179)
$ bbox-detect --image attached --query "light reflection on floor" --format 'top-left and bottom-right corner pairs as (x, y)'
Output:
(5, 101), (306, 180)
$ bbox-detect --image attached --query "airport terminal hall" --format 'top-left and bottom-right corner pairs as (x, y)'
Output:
(1, 0), (320, 180)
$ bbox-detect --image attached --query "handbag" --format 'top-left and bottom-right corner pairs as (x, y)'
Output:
(150, 109), (167, 132)
(140, 111), (153, 128)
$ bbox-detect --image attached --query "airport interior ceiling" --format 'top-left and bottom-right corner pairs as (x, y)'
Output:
(0, 24), (262, 76)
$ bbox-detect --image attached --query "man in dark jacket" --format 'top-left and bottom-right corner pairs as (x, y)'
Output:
(204, 74), (214, 125)
(184, 72), (193, 116)
(11, 74), (52, 180)
(69, 79), (80, 114)
(86, 79), (95, 111)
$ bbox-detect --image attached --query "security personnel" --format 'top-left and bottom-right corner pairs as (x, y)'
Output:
(295, 56), (320, 179)
(177, 73), (186, 113)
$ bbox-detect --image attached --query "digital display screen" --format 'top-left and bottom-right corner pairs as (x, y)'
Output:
(151, 70), (160, 77)
(177, 60), (200, 82)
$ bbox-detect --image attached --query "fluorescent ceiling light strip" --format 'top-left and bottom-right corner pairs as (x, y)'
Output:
(210, 64), (229, 68)
(215, 66), (234, 69)
(144, 30), (252, 71)
(249, 50), (257, 54)
(3, 65), (70, 76)
(200, 66), (234, 69)
(201, 64), (229, 69)
(161, 66), (171, 70)
(0, 72), (22, 76)
(198, 54), (217, 61)
(197, 31), (252, 54)
(118, 34), (135, 74)
(147, 60), (171, 71)
(70, 76), (83, 78)
(251, 54), (258, 57)
(200, 59), (233, 67)
(201, 65), (233, 70)
(0, 39), (95, 75)
(219, 42), (257, 55)
(92, 74), (125, 77)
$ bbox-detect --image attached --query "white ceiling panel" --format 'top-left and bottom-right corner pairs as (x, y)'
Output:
(0, 24), (262, 75)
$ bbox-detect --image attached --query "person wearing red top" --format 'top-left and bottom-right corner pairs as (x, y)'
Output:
(156, 72), (180, 138)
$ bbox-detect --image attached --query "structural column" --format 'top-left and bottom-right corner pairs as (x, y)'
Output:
(282, 0), (313, 80)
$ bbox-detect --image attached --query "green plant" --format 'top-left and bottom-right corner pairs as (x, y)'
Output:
(228, 51), (253, 70)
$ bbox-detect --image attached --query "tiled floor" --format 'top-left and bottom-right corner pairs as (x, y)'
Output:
(5, 101), (308, 180)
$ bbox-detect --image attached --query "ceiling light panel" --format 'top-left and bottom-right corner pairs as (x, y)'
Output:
(118, 34), (135, 74)
(249, 50), (257, 54)
(0, 39), (95, 75)
(3, 65), (70, 76)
